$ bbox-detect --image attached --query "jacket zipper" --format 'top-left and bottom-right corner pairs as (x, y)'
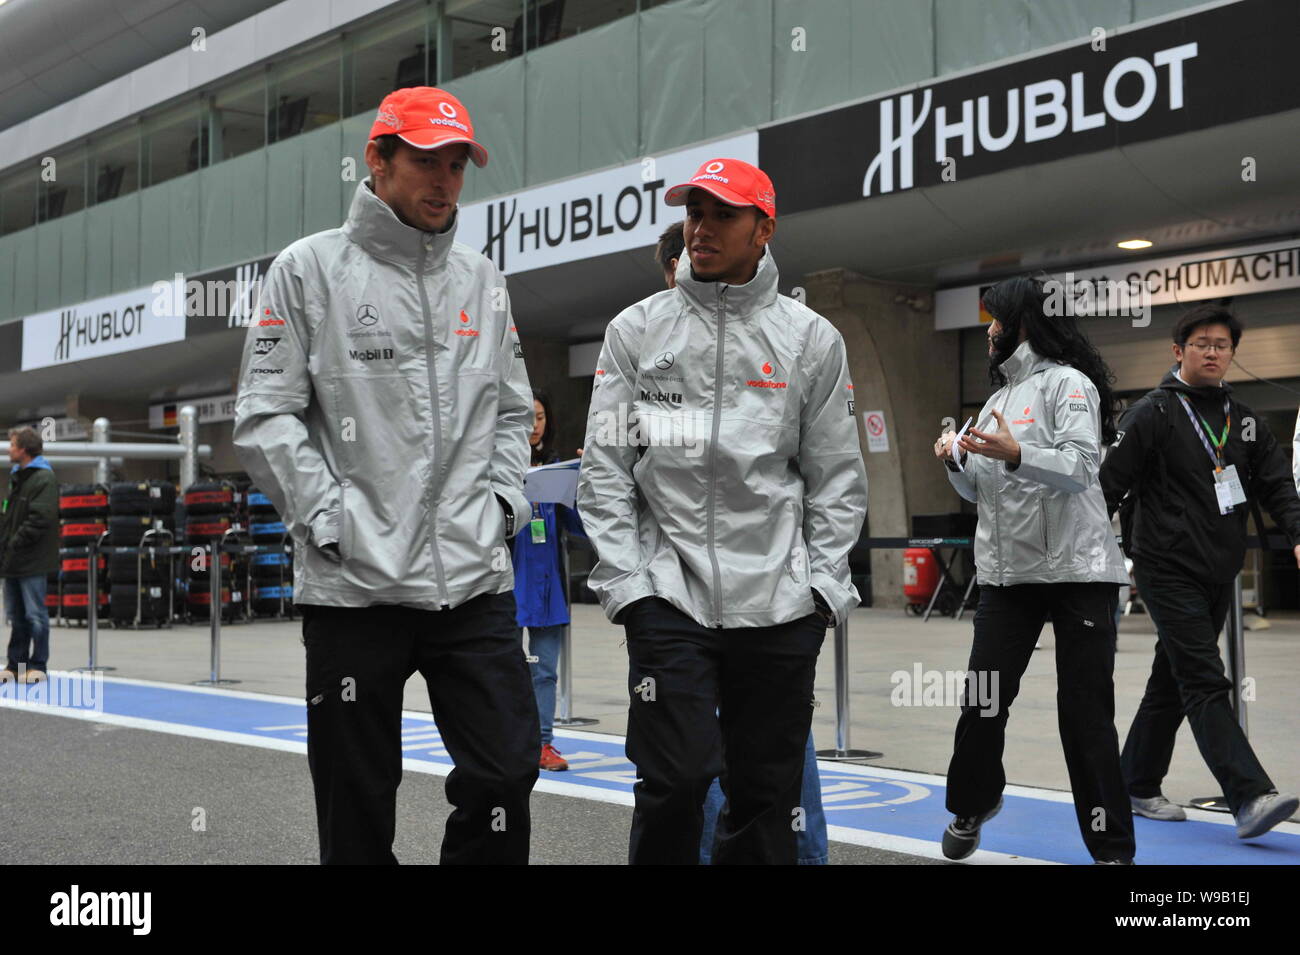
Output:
(417, 241), (451, 607)
(339, 479), (350, 559)
(705, 287), (726, 628)
(1039, 496), (1050, 558)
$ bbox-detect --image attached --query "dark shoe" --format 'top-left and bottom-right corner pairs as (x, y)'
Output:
(942, 797), (1003, 860)
(1235, 792), (1299, 840)
(1093, 858), (1135, 864)
(1131, 794), (1186, 821)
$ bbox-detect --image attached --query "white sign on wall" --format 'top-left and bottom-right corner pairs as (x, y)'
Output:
(934, 238), (1300, 330)
(22, 282), (185, 370)
(459, 132), (759, 276)
(862, 410), (890, 453)
(147, 392), (238, 430)
(11, 416), (87, 441)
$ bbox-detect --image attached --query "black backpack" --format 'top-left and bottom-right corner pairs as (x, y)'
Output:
(1116, 389), (1169, 559)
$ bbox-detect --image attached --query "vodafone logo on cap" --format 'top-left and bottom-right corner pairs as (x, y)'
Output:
(705, 161), (725, 173)
(439, 102), (458, 119)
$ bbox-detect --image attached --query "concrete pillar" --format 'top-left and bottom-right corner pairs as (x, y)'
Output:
(803, 269), (961, 608)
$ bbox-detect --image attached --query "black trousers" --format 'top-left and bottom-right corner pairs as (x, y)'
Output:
(301, 592), (539, 865)
(1122, 565), (1274, 814)
(622, 597), (824, 865)
(946, 582), (1135, 862)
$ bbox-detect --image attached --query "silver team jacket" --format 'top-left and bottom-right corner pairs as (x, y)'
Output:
(577, 250), (868, 629)
(233, 180), (532, 609)
(948, 340), (1128, 587)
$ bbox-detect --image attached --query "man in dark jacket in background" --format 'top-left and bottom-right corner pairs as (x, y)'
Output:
(0, 426), (59, 684)
(1102, 305), (1300, 840)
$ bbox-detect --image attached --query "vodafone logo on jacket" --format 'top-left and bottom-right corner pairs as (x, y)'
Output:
(747, 359), (787, 389)
(455, 309), (479, 337)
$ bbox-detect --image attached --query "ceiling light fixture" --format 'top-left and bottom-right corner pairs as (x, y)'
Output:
(1117, 238), (1153, 250)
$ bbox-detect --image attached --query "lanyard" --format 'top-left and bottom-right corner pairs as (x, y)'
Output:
(1176, 394), (1230, 471)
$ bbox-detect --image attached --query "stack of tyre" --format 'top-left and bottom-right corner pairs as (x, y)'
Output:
(247, 487), (292, 617)
(183, 480), (246, 621)
(107, 480), (177, 626)
(57, 484), (110, 622)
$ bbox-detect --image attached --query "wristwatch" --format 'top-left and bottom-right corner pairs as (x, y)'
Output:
(498, 494), (515, 538)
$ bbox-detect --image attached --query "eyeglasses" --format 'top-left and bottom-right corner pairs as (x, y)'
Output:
(1184, 341), (1233, 354)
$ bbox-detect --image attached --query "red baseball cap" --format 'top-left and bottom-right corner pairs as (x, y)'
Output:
(369, 87), (488, 167)
(664, 158), (776, 218)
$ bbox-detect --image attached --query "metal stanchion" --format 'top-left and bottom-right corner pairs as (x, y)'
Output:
(1192, 574), (1247, 813)
(193, 543), (239, 686)
(73, 535), (115, 673)
(816, 616), (881, 761)
(553, 525), (597, 727)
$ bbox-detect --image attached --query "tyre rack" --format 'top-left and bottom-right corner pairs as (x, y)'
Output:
(52, 536), (296, 628)
(109, 527), (180, 629)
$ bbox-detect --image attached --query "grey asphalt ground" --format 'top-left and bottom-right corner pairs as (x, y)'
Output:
(0, 707), (932, 865)
(4, 602), (1296, 864)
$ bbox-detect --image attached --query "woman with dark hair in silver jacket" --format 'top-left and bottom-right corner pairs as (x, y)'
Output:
(933, 275), (1135, 864)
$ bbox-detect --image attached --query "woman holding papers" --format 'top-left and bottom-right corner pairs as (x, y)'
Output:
(512, 392), (587, 774)
(932, 276), (1134, 864)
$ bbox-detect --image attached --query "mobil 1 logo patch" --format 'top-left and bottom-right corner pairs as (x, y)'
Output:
(349, 347), (395, 364)
(253, 337), (280, 357)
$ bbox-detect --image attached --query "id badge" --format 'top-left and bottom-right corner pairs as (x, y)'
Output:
(1216, 464), (1248, 506)
(530, 517), (547, 544)
(1213, 481), (1234, 515)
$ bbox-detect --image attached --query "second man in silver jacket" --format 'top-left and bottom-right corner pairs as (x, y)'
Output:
(578, 158), (868, 864)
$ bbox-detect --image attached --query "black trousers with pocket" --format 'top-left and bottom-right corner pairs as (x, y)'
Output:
(301, 591), (539, 865)
(1121, 564), (1274, 814)
(622, 597), (824, 865)
(945, 582), (1135, 862)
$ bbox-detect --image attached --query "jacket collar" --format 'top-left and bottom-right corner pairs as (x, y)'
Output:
(341, 179), (458, 271)
(10, 455), (51, 475)
(998, 340), (1053, 384)
(673, 248), (780, 320)
(1163, 365), (1232, 399)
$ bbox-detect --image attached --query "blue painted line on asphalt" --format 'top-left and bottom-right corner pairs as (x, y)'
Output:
(4, 673), (1297, 865)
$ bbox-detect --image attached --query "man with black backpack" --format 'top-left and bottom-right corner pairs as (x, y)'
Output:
(1101, 305), (1300, 839)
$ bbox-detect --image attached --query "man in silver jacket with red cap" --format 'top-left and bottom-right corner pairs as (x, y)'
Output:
(578, 158), (868, 864)
(235, 87), (538, 865)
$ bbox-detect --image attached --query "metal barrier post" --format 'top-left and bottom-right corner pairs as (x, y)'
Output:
(92, 417), (110, 486)
(553, 525), (597, 727)
(1229, 574), (1248, 733)
(193, 543), (239, 685)
(816, 616), (881, 761)
(73, 536), (114, 672)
